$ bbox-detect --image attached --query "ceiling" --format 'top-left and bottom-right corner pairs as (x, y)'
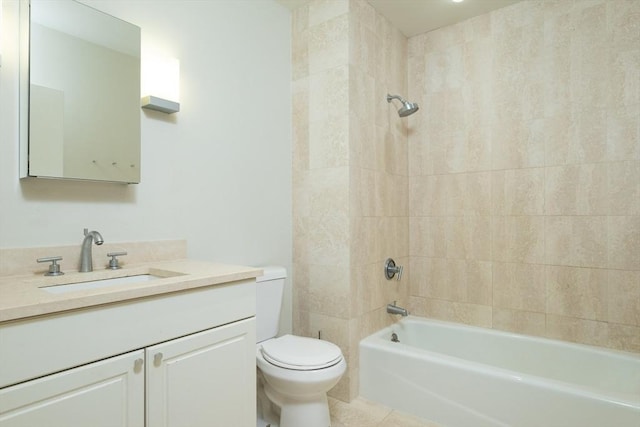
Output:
(276, 0), (521, 37)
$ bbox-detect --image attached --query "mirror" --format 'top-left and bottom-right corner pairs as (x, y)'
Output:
(19, 0), (141, 184)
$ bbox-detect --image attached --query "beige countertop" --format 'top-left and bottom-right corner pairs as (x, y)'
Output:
(0, 259), (262, 323)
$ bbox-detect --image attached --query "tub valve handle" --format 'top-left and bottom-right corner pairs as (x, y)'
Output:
(384, 258), (403, 281)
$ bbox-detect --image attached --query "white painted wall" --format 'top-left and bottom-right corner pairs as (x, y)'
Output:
(0, 0), (293, 332)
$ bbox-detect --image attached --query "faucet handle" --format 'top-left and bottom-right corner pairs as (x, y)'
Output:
(107, 252), (127, 270)
(37, 256), (64, 276)
(395, 264), (403, 281)
(384, 258), (403, 281)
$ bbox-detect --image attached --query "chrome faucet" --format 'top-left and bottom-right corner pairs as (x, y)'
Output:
(387, 301), (408, 317)
(79, 228), (104, 272)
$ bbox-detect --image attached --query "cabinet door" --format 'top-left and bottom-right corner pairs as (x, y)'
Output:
(146, 318), (256, 427)
(0, 350), (144, 427)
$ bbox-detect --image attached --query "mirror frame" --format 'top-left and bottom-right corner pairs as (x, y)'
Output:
(18, 0), (142, 184)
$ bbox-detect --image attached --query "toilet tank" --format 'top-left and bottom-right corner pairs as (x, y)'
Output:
(256, 266), (287, 343)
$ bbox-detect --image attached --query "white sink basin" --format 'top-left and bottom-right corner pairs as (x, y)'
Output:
(42, 274), (166, 294)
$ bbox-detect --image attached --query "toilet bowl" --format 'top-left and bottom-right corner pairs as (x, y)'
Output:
(256, 267), (346, 427)
(257, 335), (346, 427)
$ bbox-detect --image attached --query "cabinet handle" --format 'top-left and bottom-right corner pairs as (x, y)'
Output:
(134, 358), (144, 373)
(154, 352), (163, 366)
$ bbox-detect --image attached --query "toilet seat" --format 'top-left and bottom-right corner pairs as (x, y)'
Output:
(260, 335), (342, 371)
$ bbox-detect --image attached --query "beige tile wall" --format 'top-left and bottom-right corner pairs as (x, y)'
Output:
(292, 0), (350, 402)
(349, 0), (410, 402)
(407, 0), (640, 353)
(292, 0), (409, 402)
(293, 0), (638, 405)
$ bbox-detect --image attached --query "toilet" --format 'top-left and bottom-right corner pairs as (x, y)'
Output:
(256, 266), (346, 427)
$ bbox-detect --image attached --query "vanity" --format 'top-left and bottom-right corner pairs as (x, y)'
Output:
(0, 242), (260, 426)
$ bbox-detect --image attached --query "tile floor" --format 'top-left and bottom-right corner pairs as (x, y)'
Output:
(257, 395), (443, 427)
(328, 397), (443, 427)
(257, 370), (443, 427)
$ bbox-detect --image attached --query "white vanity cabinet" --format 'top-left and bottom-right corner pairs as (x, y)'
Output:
(0, 278), (257, 427)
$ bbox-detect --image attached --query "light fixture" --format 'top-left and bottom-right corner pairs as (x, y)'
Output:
(141, 54), (180, 114)
(452, 0), (464, 3)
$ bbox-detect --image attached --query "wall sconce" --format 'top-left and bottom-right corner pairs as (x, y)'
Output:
(141, 54), (180, 114)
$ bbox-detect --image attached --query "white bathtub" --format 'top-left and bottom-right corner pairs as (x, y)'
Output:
(360, 317), (640, 427)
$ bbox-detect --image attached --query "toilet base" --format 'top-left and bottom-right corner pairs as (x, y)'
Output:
(263, 381), (331, 427)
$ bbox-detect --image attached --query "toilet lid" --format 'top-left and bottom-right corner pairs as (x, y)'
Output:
(260, 335), (343, 371)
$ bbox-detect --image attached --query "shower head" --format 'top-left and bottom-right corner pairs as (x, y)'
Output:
(386, 94), (419, 117)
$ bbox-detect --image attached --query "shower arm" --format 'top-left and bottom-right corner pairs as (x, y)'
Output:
(386, 94), (405, 104)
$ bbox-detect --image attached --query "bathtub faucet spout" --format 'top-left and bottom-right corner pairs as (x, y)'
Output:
(387, 301), (408, 317)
